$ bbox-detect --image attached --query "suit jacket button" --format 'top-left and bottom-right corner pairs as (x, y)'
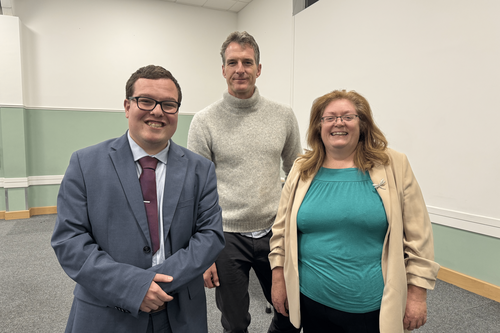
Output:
(143, 246), (151, 253)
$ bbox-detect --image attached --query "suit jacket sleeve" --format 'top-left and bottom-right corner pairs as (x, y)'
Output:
(51, 150), (156, 317)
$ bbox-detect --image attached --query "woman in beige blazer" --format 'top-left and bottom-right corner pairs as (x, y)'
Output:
(269, 90), (440, 333)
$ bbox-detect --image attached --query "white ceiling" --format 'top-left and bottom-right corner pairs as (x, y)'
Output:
(0, 0), (253, 15)
(0, 0), (13, 15)
(162, 0), (253, 13)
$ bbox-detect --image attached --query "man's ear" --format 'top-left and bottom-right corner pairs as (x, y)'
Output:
(256, 63), (262, 77)
(222, 64), (227, 78)
(124, 99), (131, 118)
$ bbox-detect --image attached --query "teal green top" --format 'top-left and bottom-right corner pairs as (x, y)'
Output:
(297, 167), (388, 313)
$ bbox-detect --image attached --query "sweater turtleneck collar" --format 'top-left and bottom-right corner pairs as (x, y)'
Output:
(222, 87), (260, 111)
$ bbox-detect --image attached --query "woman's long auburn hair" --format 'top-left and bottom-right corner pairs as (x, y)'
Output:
(298, 90), (389, 180)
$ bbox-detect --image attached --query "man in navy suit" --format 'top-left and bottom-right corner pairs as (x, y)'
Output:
(51, 65), (225, 333)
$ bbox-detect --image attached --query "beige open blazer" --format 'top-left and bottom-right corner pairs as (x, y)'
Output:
(269, 148), (440, 333)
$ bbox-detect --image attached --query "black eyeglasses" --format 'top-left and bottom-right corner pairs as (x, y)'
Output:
(129, 96), (180, 114)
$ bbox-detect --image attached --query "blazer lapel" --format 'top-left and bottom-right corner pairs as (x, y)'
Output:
(369, 163), (393, 280)
(369, 164), (392, 225)
(162, 141), (188, 237)
(109, 134), (151, 244)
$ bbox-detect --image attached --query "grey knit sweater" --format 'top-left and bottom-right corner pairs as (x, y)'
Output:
(187, 88), (302, 233)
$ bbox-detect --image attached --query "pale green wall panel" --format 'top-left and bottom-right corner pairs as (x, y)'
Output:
(6, 188), (26, 211)
(0, 190), (5, 211)
(0, 109), (3, 178)
(25, 109), (129, 175)
(0, 107), (27, 177)
(25, 109), (193, 176)
(171, 114), (193, 148)
(28, 185), (59, 207)
(433, 224), (500, 286)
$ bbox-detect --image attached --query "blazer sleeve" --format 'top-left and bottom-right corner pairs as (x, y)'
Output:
(51, 151), (156, 317)
(397, 153), (440, 289)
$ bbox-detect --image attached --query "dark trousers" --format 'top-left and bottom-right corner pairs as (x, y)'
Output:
(301, 293), (380, 333)
(146, 309), (172, 333)
(215, 232), (300, 333)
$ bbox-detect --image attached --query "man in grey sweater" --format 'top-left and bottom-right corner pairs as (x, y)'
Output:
(187, 31), (302, 333)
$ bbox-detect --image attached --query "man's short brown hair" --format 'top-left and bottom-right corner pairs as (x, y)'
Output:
(125, 65), (182, 106)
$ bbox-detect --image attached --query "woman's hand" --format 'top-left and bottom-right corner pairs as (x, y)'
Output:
(404, 285), (428, 330)
(271, 267), (289, 317)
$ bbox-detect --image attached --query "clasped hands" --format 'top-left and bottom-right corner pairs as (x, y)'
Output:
(140, 274), (174, 313)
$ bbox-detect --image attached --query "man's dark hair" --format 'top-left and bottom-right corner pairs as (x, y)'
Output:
(125, 65), (182, 105)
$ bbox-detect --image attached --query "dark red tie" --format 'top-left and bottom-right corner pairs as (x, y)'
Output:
(139, 156), (159, 254)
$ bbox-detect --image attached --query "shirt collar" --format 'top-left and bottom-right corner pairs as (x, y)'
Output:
(127, 131), (169, 165)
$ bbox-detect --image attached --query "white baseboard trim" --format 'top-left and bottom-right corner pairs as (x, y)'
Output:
(0, 175), (63, 188)
(28, 175), (64, 186)
(1, 177), (29, 188)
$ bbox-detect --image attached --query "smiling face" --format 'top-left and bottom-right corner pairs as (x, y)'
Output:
(124, 78), (178, 155)
(222, 42), (262, 99)
(320, 99), (360, 156)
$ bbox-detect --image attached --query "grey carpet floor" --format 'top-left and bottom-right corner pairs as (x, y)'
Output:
(1, 215), (498, 332)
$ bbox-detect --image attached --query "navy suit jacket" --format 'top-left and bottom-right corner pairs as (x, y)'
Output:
(51, 133), (225, 333)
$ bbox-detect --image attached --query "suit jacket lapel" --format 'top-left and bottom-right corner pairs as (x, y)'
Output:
(162, 141), (187, 238)
(109, 134), (150, 244)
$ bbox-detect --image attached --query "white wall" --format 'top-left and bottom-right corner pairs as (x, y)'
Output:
(292, 0), (500, 227)
(0, 15), (23, 105)
(237, 0), (294, 106)
(14, 0), (236, 113)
